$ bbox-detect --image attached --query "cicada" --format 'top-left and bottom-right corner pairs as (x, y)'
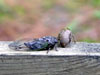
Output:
(9, 36), (58, 53)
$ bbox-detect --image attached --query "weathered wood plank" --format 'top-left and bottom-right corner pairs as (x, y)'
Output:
(0, 42), (100, 75)
(0, 42), (100, 56)
(0, 55), (100, 75)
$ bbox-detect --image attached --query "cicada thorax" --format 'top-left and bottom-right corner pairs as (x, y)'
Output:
(24, 36), (58, 51)
(24, 40), (49, 51)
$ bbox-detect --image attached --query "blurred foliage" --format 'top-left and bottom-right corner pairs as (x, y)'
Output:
(80, 39), (97, 43)
(13, 6), (26, 16)
(67, 20), (79, 32)
(64, 0), (86, 12)
(0, 0), (16, 23)
(64, 0), (100, 12)
(91, 0), (100, 7)
(42, 0), (55, 11)
(93, 10), (100, 19)
(0, 0), (100, 42)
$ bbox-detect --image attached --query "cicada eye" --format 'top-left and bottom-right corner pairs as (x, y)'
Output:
(46, 39), (50, 42)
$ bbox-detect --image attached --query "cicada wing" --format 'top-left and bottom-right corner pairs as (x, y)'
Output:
(8, 39), (31, 51)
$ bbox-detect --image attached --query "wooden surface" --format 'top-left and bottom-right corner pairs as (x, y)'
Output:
(0, 42), (100, 75)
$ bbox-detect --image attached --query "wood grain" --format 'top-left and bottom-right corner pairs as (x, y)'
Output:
(0, 42), (100, 75)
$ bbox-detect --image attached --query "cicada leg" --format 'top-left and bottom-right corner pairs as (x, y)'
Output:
(47, 48), (50, 54)
(71, 34), (76, 44)
(54, 44), (58, 51)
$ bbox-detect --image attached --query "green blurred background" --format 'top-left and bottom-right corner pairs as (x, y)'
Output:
(0, 0), (100, 42)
